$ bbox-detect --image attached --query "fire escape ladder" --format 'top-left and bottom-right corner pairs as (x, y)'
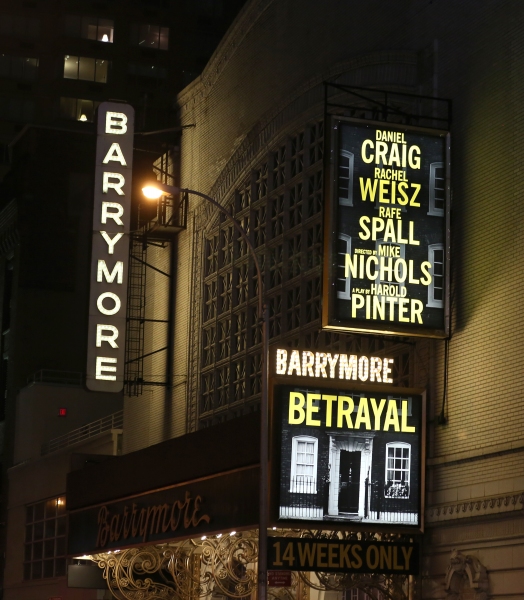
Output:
(124, 234), (147, 396)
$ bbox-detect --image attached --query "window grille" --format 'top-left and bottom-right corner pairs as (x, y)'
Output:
(427, 243), (444, 308)
(428, 162), (445, 216)
(385, 442), (411, 498)
(24, 497), (66, 580)
(198, 120), (413, 426)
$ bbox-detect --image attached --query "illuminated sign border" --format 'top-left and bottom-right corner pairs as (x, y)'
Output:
(86, 102), (134, 392)
(322, 117), (450, 339)
(269, 375), (426, 535)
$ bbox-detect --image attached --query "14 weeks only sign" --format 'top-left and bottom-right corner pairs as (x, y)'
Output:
(323, 118), (450, 338)
(268, 537), (419, 575)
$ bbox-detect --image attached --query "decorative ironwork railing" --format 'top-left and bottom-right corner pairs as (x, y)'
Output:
(41, 410), (123, 456)
(278, 474), (418, 523)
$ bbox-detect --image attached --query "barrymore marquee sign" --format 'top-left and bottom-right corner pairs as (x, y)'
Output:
(323, 118), (450, 338)
(86, 102), (134, 392)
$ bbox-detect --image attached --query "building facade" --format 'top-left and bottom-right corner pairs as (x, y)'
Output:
(4, 0), (524, 598)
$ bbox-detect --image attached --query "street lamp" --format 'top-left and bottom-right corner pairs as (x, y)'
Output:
(142, 181), (270, 599)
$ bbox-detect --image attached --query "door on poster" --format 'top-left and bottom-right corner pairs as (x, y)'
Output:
(338, 450), (361, 513)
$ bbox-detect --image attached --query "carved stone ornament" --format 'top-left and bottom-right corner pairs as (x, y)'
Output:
(444, 549), (489, 600)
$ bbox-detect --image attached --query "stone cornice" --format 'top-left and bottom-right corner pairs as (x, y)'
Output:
(426, 492), (524, 525)
(177, 0), (274, 111)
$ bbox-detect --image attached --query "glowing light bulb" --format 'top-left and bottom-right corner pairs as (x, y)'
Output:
(101, 34), (109, 42)
(79, 114), (87, 122)
(142, 185), (163, 200)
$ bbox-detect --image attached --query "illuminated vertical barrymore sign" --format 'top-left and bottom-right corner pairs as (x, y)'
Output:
(86, 102), (134, 392)
(323, 118), (450, 338)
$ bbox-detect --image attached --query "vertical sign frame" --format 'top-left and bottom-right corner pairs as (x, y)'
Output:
(322, 117), (450, 338)
(86, 102), (134, 392)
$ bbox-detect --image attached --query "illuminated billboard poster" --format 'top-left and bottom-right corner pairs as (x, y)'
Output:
(323, 118), (450, 338)
(86, 102), (134, 392)
(272, 382), (424, 531)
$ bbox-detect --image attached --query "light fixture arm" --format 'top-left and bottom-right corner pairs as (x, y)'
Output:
(144, 181), (269, 599)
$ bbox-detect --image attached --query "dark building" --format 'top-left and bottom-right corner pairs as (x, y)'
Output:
(0, 1), (247, 597)
(0, 0), (245, 178)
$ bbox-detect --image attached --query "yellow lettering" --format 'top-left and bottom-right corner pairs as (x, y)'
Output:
(317, 543), (328, 568)
(282, 542), (295, 567)
(359, 178), (378, 201)
(401, 400), (416, 432)
(328, 544), (338, 568)
(306, 393), (321, 426)
(402, 546), (413, 569)
(383, 400), (400, 432)
(288, 392), (305, 424)
(351, 544), (363, 569)
(298, 542), (316, 567)
(323, 395), (337, 427)
(410, 183), (421, 207)
(380, 545), (392, 570)
(366, 545), (379, 570)
(361, 140), (374, 163)
(354, 397), (372, 430)
(337, 396), (354, 428)
(370, 397), (386, 430)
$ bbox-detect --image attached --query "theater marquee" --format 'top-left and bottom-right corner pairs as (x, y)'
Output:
(86, 102), (134, 392)
(269, 349), (426, 534)
(323, 118), (450, 338)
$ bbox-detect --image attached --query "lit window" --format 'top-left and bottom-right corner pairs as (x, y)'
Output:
(428, 162), (445, 216)
(337, 233), (351, 300)
(338, 149), (354, 206)
(0, 55), (39, 80)
(427, 243), (444, 308)
(290, 436), (318, 493)
(130, 24), (169, 49)
(64, 15), (114, 43)
(60, 97), (100, 122)
(63, 55), (109, 83)
(385, 442), (410, 498)
(24, 496), (67, 580)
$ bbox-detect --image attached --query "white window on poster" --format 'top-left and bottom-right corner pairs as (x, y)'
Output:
(428, 162), (445, 216)
(385, 442), (410, 499)
(337, 234), (351, 300)
(427, 243), (444, 308)
(338, 150), (354, 206)
(290, 436), (318, 494)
